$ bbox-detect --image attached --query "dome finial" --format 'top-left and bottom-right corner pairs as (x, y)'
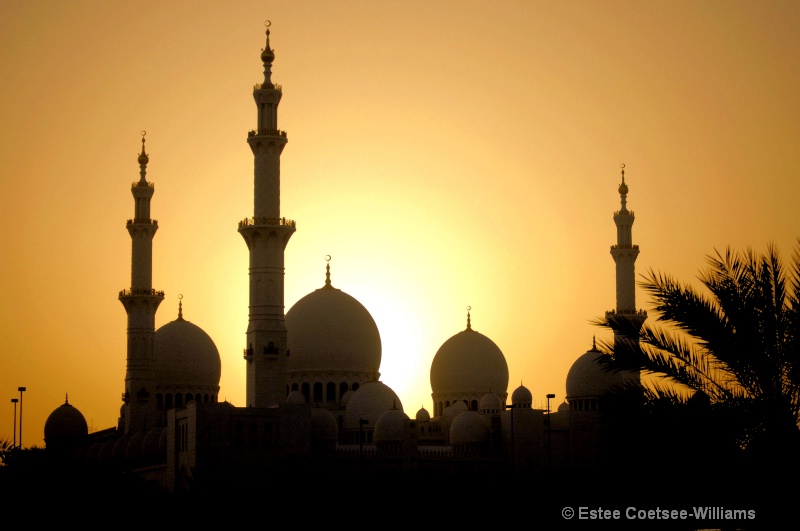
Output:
(260, 20), (276, 84)
(178, 294), (184, 320)
(65, 393), (69, 404)
(592, 335), (596, 349)
(322, 255), (335, 289)
(618, 163), (629, 210)
(137, 130), (149, 182)
(466, 305), (472, 331)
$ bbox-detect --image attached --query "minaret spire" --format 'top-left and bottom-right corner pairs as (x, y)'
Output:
(239, 25), (295, 407)
(119, 131), (164, 434)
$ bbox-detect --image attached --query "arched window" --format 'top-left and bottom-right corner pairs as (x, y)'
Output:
(301, 382), (310, 402)
(313, 382), (323, 403)
(326, 382), (336, 402)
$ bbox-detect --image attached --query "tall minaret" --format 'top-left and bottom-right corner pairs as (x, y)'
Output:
(606, 164), (646, 355)
(118, 132), (164, 434)
(239, 23), (295, 407)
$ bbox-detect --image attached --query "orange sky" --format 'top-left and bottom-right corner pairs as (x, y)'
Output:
(2, 1), (799, 448)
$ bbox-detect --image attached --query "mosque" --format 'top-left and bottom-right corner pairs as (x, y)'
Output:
(42, 25), (647, 498)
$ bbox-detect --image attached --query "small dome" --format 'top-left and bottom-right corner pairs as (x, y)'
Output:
(558, 400), (569, 413)
(511, 384), (532, 407)
(374, 406), (409, 443)
(566, 342), (637, 399)
(479, 392), (502, 412)
(415, 406), (431, 421)
(286, 285), (381, 376)
(341, 389), (354, 407)
(154, 315), (221, 389)
(125, 431), (145, 461)
(287, 390), (306, 404)
(142, 427), (166, 458)
(430, 326), (509, 396)
(450, 411), (488, 444)
(44, 398), (88, 448)
(452, 400), (468, 414)
(343, 381), (402, 431)
(310, 407), (338, 441)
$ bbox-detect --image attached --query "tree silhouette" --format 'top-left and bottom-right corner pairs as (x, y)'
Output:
(594, 240), (800, 475)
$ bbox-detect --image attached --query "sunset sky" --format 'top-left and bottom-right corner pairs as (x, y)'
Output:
(2, 1), (799, 448)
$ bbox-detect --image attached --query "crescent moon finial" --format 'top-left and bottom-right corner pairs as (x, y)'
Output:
(179, 294), (183, 300)
(325, 254), (331, 262)
(141, 130), (146, 138)
(265, 20), (271, 28)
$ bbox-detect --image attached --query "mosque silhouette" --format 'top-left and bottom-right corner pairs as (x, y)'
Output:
(41, 24), (653, 506)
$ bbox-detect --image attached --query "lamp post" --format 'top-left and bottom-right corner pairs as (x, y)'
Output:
(546, 393), (555, 471)
(359, 418), (368, 458)
(17, 387), (26, 449)
(505, 403), (515, 472)
(11, 398), (18, 448)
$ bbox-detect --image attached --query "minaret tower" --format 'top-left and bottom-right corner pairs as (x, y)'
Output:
(606, 164), (646, 355)
(239, 22), (295, 407)
(119, 132), (164, 434)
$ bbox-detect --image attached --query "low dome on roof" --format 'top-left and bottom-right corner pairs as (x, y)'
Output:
(44, 397), (88, 448)
(450, 411), (488, 444)
(479, 392), (502, 412)
(287, 390), (306, 404)
(154, 306), (221, 390)
(343, 381), (402, 431)
(511, 384), (532, 407)
(415, 406), (430, 421)
(375, 406), (409, 443)
(310, 407), (338, 441)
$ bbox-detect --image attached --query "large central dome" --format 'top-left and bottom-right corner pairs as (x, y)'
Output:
(286, 271), (381, 375)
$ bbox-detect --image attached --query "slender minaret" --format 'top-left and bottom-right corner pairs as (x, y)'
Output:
(239, 23), (295, 407)
(606, 164), (646, 360)
(118, 132), (164, 434)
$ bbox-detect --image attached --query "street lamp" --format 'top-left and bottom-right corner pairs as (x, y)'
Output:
(17, 387), (26, 449)
(546, 393), (555, 471)
(10, 398), (18, 448)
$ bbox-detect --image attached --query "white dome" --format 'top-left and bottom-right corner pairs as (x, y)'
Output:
(44, 398), (88, 448)
(286, 285), (381, 375)
(566, 343), (636, 399)
(309, 407), (338, 441)
(286, 390), (306, 404)
(479, 391), (502, 412)
(154, 315), (221, 389)
(430, 327), (509, 396)
(374, 406), (409, 442)
(511, 384), (532, 407)
(343, 381), (402, 431)
(415, 406), (431, 421)
(449, 411), (488, 444)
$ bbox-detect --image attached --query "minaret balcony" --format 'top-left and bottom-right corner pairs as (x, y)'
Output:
(127, 219), (158, 226)
(605, 308), (648, 317)
(253, 83), (282, 92)
(248, 128), (287, 138)
(119, 288), (165, 298)
(131, 181), (155, 188)
(239, 217), (296, 229)
(610, 244), (639, 250)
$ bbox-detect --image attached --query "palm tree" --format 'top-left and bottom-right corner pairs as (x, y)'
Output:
(594, 240), (800, 470)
